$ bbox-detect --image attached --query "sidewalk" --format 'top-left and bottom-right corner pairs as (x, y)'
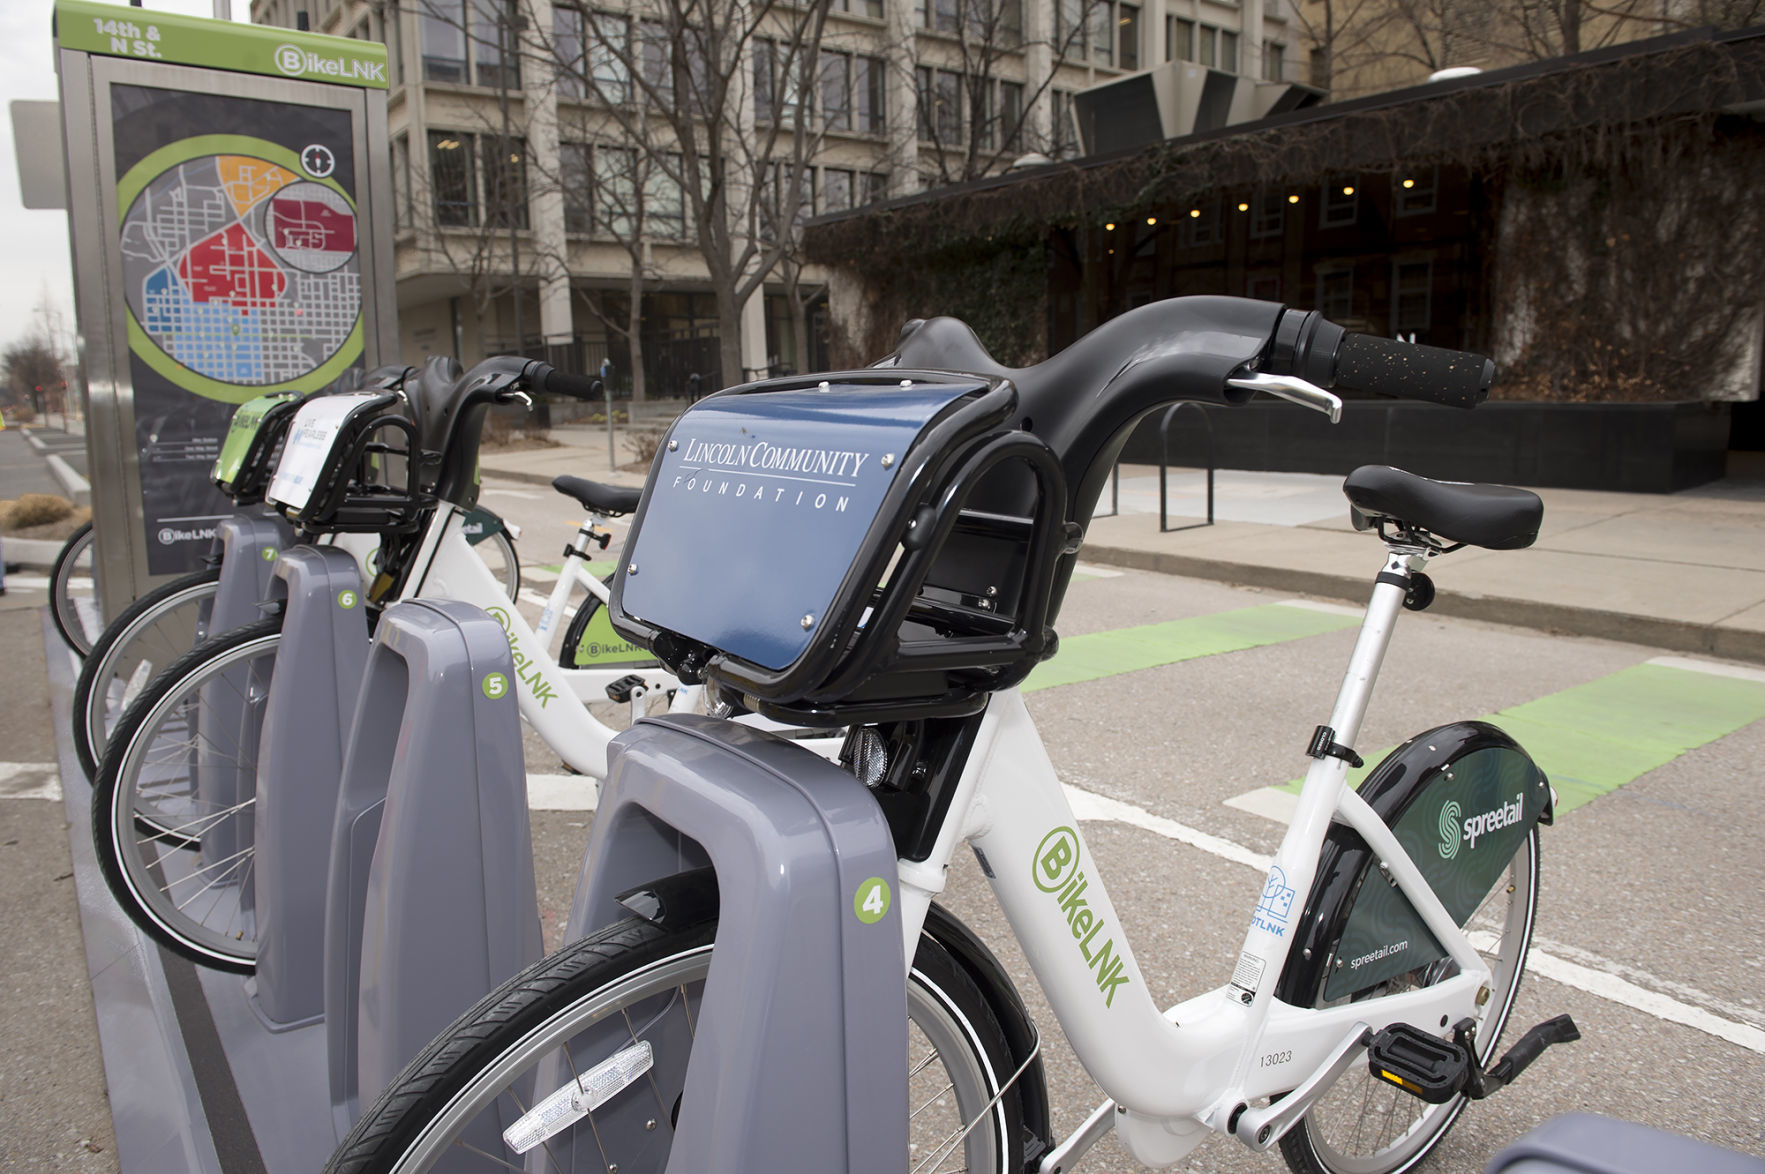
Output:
(483, 426), (1765, 664)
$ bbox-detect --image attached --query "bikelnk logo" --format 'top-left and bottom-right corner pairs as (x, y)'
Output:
(1438, 799), (1462, 860)
(274, 44), (305, 75)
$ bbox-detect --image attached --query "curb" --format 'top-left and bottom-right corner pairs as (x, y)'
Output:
(1080, 543), (1765, 666)
(2, 536), (64, 569)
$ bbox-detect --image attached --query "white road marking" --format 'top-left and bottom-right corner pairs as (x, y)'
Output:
(527, 773), (599, 811)
(47, 454), (89, 495)
(1073, 563), (1125, 579)
(523, 566), (561, 584)
(519, 589), (553, 609)
(23, 431), (45, 452)
(1222, 786), (1298, 824)
(1065, 781), (1765, 1055)
(4, 574), (52, 590)
(1278, 599), (1365, 617)
(479, 487), (543, 499)
(1647, 655), (1765, 684)
(0, 762), (62, 801)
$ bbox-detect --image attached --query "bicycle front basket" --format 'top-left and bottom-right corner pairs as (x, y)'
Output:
(609, 370), (1070, 724)
(265, 391), (426, 533)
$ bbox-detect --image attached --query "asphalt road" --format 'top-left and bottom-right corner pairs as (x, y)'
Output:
(1, 470), (1760, 1171)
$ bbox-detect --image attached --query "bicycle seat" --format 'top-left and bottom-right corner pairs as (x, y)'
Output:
(553, 475), (641, 517)
(1344, 465), (1542, 550)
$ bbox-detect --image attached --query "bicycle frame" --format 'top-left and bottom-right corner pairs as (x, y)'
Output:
(398, 502), (685, 778)
(894, 547), (1495, 1166)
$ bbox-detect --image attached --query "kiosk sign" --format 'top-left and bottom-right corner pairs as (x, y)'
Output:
(53, 0), (394, 603)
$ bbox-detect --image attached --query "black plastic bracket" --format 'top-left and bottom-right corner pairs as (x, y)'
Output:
(1307, 724), (1364, 769)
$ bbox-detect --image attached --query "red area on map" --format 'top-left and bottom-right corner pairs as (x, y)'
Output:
(269, 195), (357, 256)
(177, 222), (286, 306)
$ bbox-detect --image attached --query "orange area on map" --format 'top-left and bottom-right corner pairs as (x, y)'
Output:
(218, 156), (296, 217)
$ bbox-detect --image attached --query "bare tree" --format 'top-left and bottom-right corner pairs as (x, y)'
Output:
(1287, 0), (1398, 95)
(909, 0), (1087, 186)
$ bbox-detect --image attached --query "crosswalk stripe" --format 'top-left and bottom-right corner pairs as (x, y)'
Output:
(1023, 600), (1359, 692)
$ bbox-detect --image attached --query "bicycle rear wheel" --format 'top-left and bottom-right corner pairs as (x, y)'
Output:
(468, 517), (521, 601)
(1277, 828), (1539, 1174)
(327, 917), (1026, 1174)
(49, 520), (99, 657)
(90, 616), (282, 973)
(73, 567), (221, 782)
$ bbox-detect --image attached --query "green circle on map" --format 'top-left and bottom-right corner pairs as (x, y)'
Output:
(117, 134), (364, 403)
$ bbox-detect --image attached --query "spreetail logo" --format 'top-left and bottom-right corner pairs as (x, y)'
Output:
(1033, 827), (1132, 1008)
(1441, 792), (1526, 859)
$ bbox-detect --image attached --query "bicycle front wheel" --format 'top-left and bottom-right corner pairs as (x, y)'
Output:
(73, 567), (221, 782)
(472, 521), (521, 601)
(50, 520), (99, 657)
(328, 917), (1026, 1174)
(91, 616), (283, 973)
(1278, 828), (1539, 1174)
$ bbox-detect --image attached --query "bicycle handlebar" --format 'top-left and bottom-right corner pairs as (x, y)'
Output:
(1267, 309), (1493, 409)
(522, 361), (603, 401)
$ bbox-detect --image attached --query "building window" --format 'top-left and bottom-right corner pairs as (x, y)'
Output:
(1262, 40), (1283, 81)
(1250, 188), (1283, 238)
(639, 19), (673, 105)
(855, 56), (885, 132)
(1050, 89), (1078, 159)
(384, 6), (403, 84)
(1392, 259), (1432, 335)
(1000, 80), (1024, 151)
(1309, 46), (1330, 87)
(1088, 0), (1113, 65)
(835, 0), (885, 17)
(470, 0), (520, 89)
(1246, 274), (1280, 300)
(554, 6), (585, 98)
(1396, 167), (1438, 216)
(754, 38), (777, 122)
(596, 145), (637, 236)
(1317, 266), (1352, 320)
(428, 131), (476, 226)
(821, 51), (852, 130)
(480, 136), (529, 228)
(1167, 16), (1193, 62)
(861, 171), (889, 204)
(418, 0), (467, 82)
(561, 142), (592, 234)
(1118, 4), (1139, 70)
(589, 13), (632, 104)
(916, 67), (962, 142)
(1180, 197), (1220, 247)
(645, 157), (686, 240)
(823, 167), (854, 213)
(1320, 178), (1357, 228)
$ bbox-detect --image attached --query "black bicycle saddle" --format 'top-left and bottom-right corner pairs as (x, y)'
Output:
(1344, 465), (1542, 550)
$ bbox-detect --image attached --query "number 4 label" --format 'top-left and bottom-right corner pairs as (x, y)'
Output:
(853, 877), (892, 925)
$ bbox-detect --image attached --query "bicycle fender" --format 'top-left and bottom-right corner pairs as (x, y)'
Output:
(1276, 721), (1552, 1004)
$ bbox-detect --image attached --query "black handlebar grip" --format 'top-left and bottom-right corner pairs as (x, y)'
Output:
(1333, 333), (1495, 409)
(528, 362), (603, 400)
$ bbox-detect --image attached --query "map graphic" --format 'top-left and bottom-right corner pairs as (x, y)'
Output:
(120, 151), (361, 389)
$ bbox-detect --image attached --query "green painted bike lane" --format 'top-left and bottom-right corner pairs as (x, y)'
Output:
(1262, 660), (1765, 816)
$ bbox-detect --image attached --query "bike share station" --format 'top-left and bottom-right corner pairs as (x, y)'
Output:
(37, 5), (542, 1170)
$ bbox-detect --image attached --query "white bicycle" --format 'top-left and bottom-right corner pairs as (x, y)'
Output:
(89, 358), (685, 972)
(328, 296), (1579, 1174)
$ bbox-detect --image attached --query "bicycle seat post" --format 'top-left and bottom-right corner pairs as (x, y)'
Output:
(1316, 540), (1433, 764)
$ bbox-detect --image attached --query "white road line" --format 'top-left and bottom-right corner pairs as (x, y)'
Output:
(1278, 598), (1365, 617)
(4, 574), (52, 591)
(47, 453), (89, 495)
(1647, 655), (1765, 684)
(480, 487), (543, 499)
(519, 589), (553, 610)
(1064, 781), (1765, 1055)
(1073, 563), (1125, 579)
(0, 762), (63, 801)
(528, 773), (599, 811)
(1222, 786), (1298, 824)
(23, 431), (45, 452)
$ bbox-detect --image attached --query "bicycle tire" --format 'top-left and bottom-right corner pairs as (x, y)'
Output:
(474, 523), (521, 601)
(327, 916), (1026, 1174)
(73, 567), (222, 782)
(1276, 828), (1539, 1174)
(49, 521), (98, 657)
(91, 616), (284, 973)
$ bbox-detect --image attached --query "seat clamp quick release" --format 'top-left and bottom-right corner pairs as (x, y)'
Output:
(1307, 724), (1364, 769)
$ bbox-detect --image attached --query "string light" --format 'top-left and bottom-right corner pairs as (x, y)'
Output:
(1237, 202), (1249, 212)
(1146, 216), (1157, 225)
(1189, 209), (1200, 218)
(1342, 185), (1355, 196)
(1402, 178), (1416, 189)
(1287, 194), (1299, 204)
(1105, 221), (1116, 230)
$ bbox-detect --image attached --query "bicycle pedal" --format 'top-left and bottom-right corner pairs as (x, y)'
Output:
(605, 673), (646, 703)
(1366, 1023), (1470, 1104)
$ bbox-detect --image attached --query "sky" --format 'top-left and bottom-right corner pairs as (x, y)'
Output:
(0, 0), (251, 359)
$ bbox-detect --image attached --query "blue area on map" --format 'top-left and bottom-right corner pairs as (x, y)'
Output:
(141, 266), (266, 383)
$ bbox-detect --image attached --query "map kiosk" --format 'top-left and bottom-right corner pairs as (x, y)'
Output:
(52, 1), (396, 611)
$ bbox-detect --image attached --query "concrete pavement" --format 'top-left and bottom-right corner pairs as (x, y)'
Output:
(482, 417), (1765, 664)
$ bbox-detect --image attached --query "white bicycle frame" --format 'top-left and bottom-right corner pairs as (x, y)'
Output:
(890, 546), (1496, 1168)
(397, 501), (687, 779)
